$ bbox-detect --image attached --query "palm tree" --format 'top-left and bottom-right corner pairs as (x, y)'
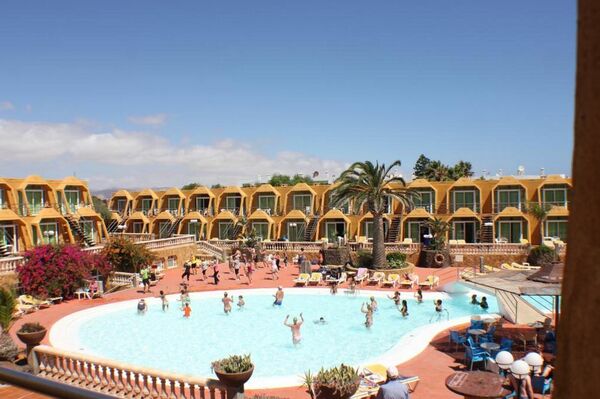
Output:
(0, 287), (18, 361)
(424, 217), (451, 251)
(330, 160), (415, 268)
(526, 202), (553, 243)
(425, 160), (451, 181)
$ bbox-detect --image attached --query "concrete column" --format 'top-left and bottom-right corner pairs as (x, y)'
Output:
(555, 1), (600, 397)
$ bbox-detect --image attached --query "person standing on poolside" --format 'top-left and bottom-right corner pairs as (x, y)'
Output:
(233, 254), (241, 281)
(246, 257), (254, 285)
(159, 290), (169, 311)
(183, 303), (191, 318)
(213, 260), (220, 285)
(271, 255), (279, 280)
(273, 286), (284, 306)
(361, 302), (374, 328)
(222, 292), (233, 314)
(140, 265), (151, 293)
(284, 313), (304, 345)
(201, 259), (209, 281)
(181, 261), (192, 282)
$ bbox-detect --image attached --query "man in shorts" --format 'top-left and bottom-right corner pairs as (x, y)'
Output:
(140, 265), (151, 293)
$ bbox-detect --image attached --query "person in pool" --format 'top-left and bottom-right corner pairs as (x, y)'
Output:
(137, 299), (147, 314)
(273, 286), (284, 306)
(237, 295), (245, 309)
(471, 294), (480, 305)
(361, 302), (374, 328)
(388, 291), (401, 306)
(159, 290), (169, 311)
(370, 296), (378, 312)
(222, 292), (233, 314)
(183, 303), (191, 318)
(398, 300), (409, 318)
(414, 288), (423, 303)
(284, 313), (304, 345)
(313, 317), (327, 325)
(480, 296), (489, 310)
(434, 299), (443, 312)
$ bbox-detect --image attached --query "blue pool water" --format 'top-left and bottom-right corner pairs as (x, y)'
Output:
(74, 290), (497, 382)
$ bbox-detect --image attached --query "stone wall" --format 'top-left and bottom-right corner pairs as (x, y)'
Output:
(151, 244), (199, 268)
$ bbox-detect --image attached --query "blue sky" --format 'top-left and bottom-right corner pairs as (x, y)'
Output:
(0, 1), (576, 189)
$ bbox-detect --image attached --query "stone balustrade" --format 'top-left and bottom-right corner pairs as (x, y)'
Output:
(109, 233), (156, 242)
(0, 256), (24, 275)
(196, 241), (225, 258)
(261, 241), (324, 252)
(347, 242), (421, 254)
(447, 243), (530, 255)
(138, 235), (196, 250)
(32, 345), (231, 399)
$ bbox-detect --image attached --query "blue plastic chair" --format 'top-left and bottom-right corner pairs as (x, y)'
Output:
(532, 376), (552, 397)
(491, 337), (513, 357)
(470, 320), (484, 330)
(464, 344), (490, 370)
(449, 330), (467, 352)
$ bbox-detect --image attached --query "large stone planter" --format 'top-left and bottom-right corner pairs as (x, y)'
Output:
(420, 249), (452, 268)
(214, 365), (254, 388)
(16, 327), (47, 364)
(315, 381), (360, 399)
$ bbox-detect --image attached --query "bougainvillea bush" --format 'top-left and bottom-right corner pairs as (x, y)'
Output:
(17, 245), (113, 299)
(102, 236), (155, 273)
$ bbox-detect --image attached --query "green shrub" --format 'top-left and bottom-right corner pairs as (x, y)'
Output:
(211, 354), (253, 373)
(356, 251), (373, 269)
(527, 245), (555, 266)
(386, 252), (407, 268)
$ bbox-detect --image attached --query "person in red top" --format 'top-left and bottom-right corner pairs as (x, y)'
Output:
(183, 303), (191, 318)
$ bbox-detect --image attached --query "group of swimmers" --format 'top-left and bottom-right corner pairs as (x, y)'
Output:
(471, 294), (489, 309)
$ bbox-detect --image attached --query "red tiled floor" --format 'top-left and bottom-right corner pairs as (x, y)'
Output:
(6, 263), (532, 398)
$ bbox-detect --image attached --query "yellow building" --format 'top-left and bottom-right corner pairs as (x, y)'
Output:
(107, 175), (571, 245)
(0, 175), (109, 254)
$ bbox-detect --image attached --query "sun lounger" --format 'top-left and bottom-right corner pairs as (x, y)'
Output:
(381, 273), (400, 287)
(326, 272), (347, 285)
(398, 273), (418, 288)
(308, 272), (322, 285)
(354, 268), (369, 284)
(418, 275), (439, 289)
(294, 273), (310, 286)
(367, 272), (385, 285)
(18, 295), (51, 309)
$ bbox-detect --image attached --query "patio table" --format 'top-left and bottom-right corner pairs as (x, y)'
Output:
(468, 328), (487, 342)
(480, 342), (500, 352)
(446, 371), (511, 399)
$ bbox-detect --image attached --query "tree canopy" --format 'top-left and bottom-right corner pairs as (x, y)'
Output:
(92, 196), (112, 224)
(268, 174), (314, 186)
(413, 155), (474, 181)
(181, 182), (202, 190)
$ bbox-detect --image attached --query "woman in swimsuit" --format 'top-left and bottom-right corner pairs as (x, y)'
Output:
(399, 300), (409, 317)
(388, 291), (401, 306)
(222, 292), (233, 314)
(361, 303), (374, 328)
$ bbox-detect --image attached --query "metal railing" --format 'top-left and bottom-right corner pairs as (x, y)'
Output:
(32, 345), (232, 399)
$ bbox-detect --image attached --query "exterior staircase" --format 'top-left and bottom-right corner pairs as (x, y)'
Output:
(229, 223), (243, 240)
(480, 215), (494, 243)
(385, 216), (402, 242)
(107, 213), (128, 233)
(0, 242), (10, 257)
(65, 214), (96, 247)
(161, 217), (184, 238)
(304, 215), (320, 241)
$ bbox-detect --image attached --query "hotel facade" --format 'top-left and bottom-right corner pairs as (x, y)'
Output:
(107, 175), (571, 246)
(0, 176), (109, 255)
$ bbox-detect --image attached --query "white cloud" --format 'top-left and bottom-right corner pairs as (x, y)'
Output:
(127, 113), (168, 127)
(0, 118), (345, 189)
(0, 101), (15, 111)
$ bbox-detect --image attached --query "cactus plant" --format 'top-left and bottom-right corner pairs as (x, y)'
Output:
(211, 354), (253, 374)
(305, 364), (360, 399)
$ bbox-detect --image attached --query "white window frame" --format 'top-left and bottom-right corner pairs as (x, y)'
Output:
(132, 221), (143, 233)
(496, 189), (522, 211)
(140, 198), (153, 214)
(292, 194), (312, 212)
(79, 219), (96, 240)
(452, 190), (478, 212)
(0, 188), (4, 208)
(187, 221), (200, 239)
(542, 187), (568, 207)
(167, 256), (177, 269)
(218, 221), (234, 239)
(496, 220), (523, 243)
(39, 221), (58, 245)
(413, 190), (434, 212)
(167, 198), (180, 214)
(452, 221), (478, 243)
(26, 189), (45, 215)
(364, 220), (389, 239)
(195, 196), (210, 211)
(64, 189), (81, 212)
(257, 195), (276, 213)
(324, 221), (346, 240)
(0, 224), (18, 253)
(251, 222), (269, 240)
(545, 219), (568, 241)
(116, 198), (126, 212)
(286, 221), (306, 241)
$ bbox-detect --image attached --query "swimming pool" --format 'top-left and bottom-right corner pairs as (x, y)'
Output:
(50, 288), (498, 388)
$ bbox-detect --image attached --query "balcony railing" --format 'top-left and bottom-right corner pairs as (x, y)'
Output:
(0, 256), (24, 275)
(449, 203), (481, 213)
(109, 232), (155, 242)
(493, 202), (525, 213)
(32, 345), (231, 399)
(542, 201), (570, 210)
(448, 243), (530, 255)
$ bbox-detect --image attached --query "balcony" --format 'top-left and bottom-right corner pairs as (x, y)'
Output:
(493, 202), (525, 213)
(449, 203), (481, 213)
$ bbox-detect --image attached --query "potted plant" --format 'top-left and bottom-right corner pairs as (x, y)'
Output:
(16, 322), (47, 348)
(305, 364), (360, 399)
(211, 354), (254, 387)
